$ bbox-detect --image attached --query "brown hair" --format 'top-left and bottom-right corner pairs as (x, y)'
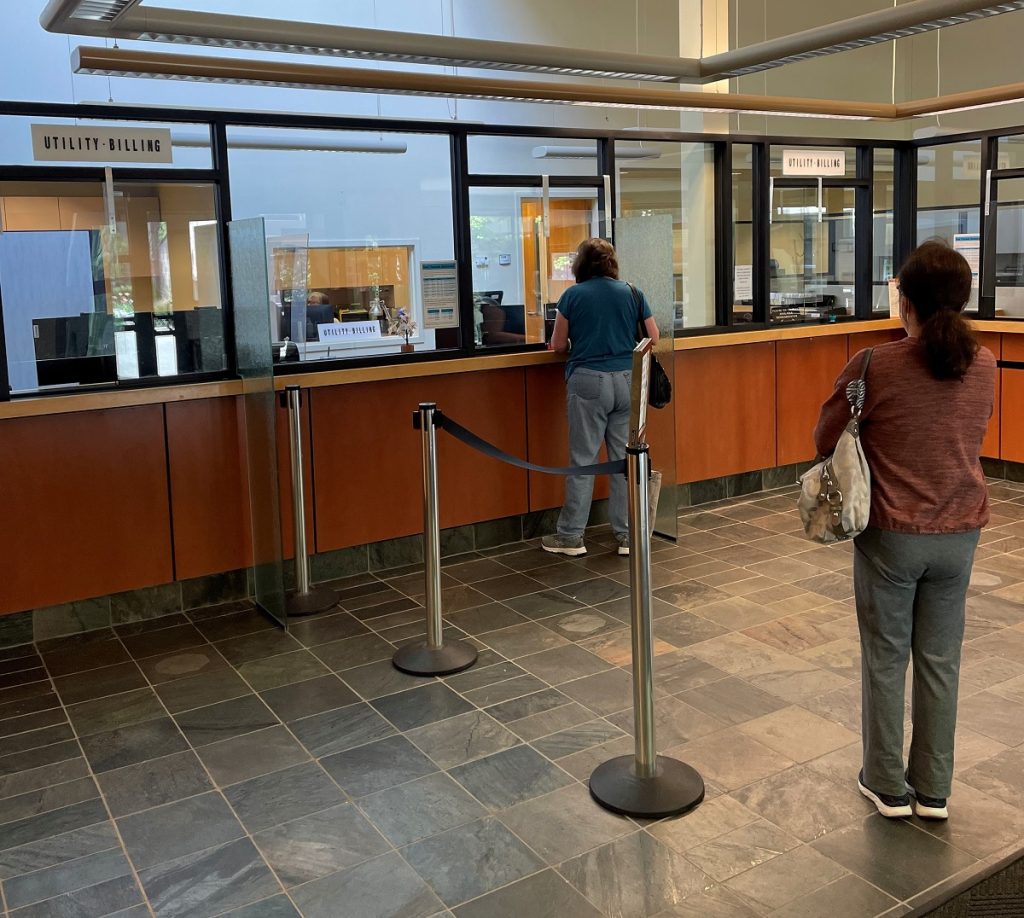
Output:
(572, 237), (619, 282)
(897, 240), (978, 381)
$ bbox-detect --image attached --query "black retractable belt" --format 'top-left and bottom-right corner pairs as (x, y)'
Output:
(414, 409), (626, 478)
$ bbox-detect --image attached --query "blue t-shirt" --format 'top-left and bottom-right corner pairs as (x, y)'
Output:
(557, 277), (652, 378)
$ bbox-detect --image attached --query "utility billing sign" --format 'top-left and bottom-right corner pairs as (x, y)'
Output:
(31, 125), (174, 164)
(781, 150), (846, 177)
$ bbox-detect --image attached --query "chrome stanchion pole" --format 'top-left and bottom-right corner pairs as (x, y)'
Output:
(589, 343), (704, 818)
(284, 385), (337, 617)
(393, 403), (478, 676)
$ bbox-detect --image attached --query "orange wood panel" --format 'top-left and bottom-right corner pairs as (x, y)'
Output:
(0, 406), (173, 615)
(1002, 335), (1024, 463)
(846, 328), (905, 356)
(675, 343), (776, 484)
(165, 398), (251, 580)
(524, 365), (611, 512)
(976, 332), (1002, 459)
(1, 196), (61, 231)
(776, 336), (850, 467)
(311, 369), (530, 551)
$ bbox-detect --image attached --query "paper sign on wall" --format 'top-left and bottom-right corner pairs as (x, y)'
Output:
(318, 322), (381, 342)
(421, 260), (460, 329)
(888, 278), (901, 318)
(781, 149), (846, 177)
(31, 125), (173, 164)
(734, 264), (753, 301)
(953, 233), (981, 288)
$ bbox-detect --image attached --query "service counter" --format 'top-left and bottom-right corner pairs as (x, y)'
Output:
(1, 319), (1022, 618)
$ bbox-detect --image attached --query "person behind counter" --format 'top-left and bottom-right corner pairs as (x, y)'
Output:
(813, 240), (996, 821)
(541, 238), (659, 558)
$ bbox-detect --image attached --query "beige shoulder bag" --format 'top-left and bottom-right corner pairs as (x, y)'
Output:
(797, 348), (873, 544)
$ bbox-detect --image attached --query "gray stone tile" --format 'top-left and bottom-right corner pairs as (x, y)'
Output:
(0, 798), (110, 854)
(811, 814), (978, 900)
(685, 819), (801, 882)
(407, 711), (521, 770)
(222, 894), (301, 918)
(737, 706), (858, 763)
(462, 674), (548, 708)
(772, 873), (900, 918)
(531, 719), (626, 760)
(358, 773), (486, 847)
(0, 758), (89, 803)
(558, 577), (631, 606)
(516, 644), (611, 685)
(485, 688), (572, 725)
(215, 629), (305, 666)
(110, 583), (182, 625)
(404, 816), (544, 907)
(505, 700), (594, 743)
(499, 785), (633, 864)
(648, 795), (761, 854)
(235, 650), (330, 692)
(136, 646), (229, 685)
(654, 611), (730, 649)
(197, 725), (311, 787)
(79, 718), (189, 774)
(609, 696), (725, 749)
(253, 803), (388, 887)
(0, 723), (73, 759)
(287, 612), (368, 648)
(961, 746), (1024, 809)
(139, 837), (278, 918)
(0, 707), (66, 741)
(0, 742), (81, 780)
(559, 832), (711, 916)
(259, 674), (358, 722)
(290, 851), (442, 918)
(174, 695), (278, 747)
(289, 702), (396, 757)
(96, 750), (212, 818)
(652, 884), (759, 917)
(120, 624), (207, 660)
(11, 873), (142, 917)
(653, 652), (729, 695)
(542, 609), (625, 642)
(337, 658), (432, 700)
(474, 573), (547, 603)
(4, 847), (132, 910)
(0, 821), (118, 881)
(955, 690), (1024, 746)
(559, 668), (636, 717)
(0, 774), (97, 828)
(180, 570), (249, 612)
(0, 612), (33, 650)
(49, 662), (145, 707)
(41, 638), (130, 678)
(65, 688), (164, 738)
(223, 761), (344, 833)
(478, 622), (569, 659)
(449, 745), (573, 810)
(320, 735), (437, 797)
(192, 608), (277, 643)
(154, 666), (251, 714)
(446, 603), (527, 636)
(32, 599), (111, 642)
(724, 844), (847, 913)
(371, 683), (474, 731)
(912, 781), (1024, 858)
(117, 791), (244, 870)
(679, 676), (788, 726)
(733, 764), (869, 843)
(452, 869), (603, 918)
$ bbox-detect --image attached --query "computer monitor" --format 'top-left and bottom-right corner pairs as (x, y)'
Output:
(474, 290), (504, 305)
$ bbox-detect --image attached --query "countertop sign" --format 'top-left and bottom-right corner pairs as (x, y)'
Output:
(781, 149), (846, 177)
(31, 125), (174, 164)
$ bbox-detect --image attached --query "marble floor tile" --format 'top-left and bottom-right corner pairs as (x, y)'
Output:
(290, 851), (442, 918)
(449, 745), (573, 810)
(403, 816), (544, 907)
(738, 706), (859, 763)
(559, 832), (712, 917)
(406, 710), (520, 770)
(499, 784), (634, 864)
(451, 868), (602, 918)
(733, 764), (869, 843)
(685, 819), (801, 882)
(253, 803), (388, 887)
(319, 734), (437, 797)
(358, 773), (486, 847)
(811, 815), (977, 901)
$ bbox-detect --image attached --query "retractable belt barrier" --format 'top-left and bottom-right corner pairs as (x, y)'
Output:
(419, 409), (626, 478)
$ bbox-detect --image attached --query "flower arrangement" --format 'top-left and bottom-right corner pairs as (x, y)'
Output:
(387, 307), (417, 345)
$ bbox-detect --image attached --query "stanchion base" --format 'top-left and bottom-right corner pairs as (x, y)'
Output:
(589, 755), (705, 819)
(393, 640), (478, 676)
(285, 587), (339, 618)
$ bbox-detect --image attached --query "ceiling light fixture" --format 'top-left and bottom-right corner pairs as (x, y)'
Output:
(171, 128), (407, 153)
(532, 145), (661, 160)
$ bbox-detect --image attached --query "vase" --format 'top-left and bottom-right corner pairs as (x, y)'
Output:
(401, 343), (414, 353)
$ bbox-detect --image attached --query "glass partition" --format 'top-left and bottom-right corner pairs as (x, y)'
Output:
(873, 149), (896, 314)
(917, 141), (982, 311)
(468, 135), (599, 176)
(227, 127), (459, 361)
(0, 179), (224, 395)
(993, 176), (1024, 318)
(616, 141), (715, 331)
(732, 144), (755, 324)
(469, 187), (598, 347)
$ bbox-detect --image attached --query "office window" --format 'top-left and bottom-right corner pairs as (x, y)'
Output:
(617, 141), (715, 331)
(0, 180), (224, 395)
(917, 141), (981, 312)
(227, 128), (457, 362)
(732, 144), (755, 324)
(468, 135), (600, 177)
(873, 148), (896, 314)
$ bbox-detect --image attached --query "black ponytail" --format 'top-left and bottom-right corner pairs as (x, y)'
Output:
(898, 240), (979, 382)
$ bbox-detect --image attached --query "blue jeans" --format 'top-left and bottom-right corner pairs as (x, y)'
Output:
(556, 368), (631, 539)
(854, 526), (980, 799)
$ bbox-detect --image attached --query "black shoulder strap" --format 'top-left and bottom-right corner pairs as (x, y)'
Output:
(627, 283), (644, 338)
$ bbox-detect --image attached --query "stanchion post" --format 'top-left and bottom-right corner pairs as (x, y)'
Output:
(393, 403), (478, 677)
(283, 385), (338, 618)
(589, 342), (704, 818)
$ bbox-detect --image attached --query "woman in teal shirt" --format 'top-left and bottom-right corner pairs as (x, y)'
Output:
(542, 238), (658, 557)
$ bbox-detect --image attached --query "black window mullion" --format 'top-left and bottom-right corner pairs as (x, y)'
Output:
(752, 143), (770, 325)
(855, 147), (873, 319)
(714, 141), (733, 327)
(451, 130), (476, 354)
(979, 136), (997, 319)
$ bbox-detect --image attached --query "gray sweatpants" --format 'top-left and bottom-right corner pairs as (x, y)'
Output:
(556, 368), (631, 539)
(854, 526), (980, 799)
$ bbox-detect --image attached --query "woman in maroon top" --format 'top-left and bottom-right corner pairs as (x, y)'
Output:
(815, 241), (996, 821)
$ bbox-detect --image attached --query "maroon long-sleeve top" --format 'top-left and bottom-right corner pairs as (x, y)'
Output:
(813, 337), (996, 534)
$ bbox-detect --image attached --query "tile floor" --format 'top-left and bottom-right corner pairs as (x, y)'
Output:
(2, 481), (1024, 917)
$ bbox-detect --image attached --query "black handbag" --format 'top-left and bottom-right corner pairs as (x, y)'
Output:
(628, 284), (672, 409)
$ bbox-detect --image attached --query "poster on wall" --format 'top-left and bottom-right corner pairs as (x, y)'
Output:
(953, 233), (981, 288)
(734, 264), (753, 300)
(421, 260), (460, 328)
